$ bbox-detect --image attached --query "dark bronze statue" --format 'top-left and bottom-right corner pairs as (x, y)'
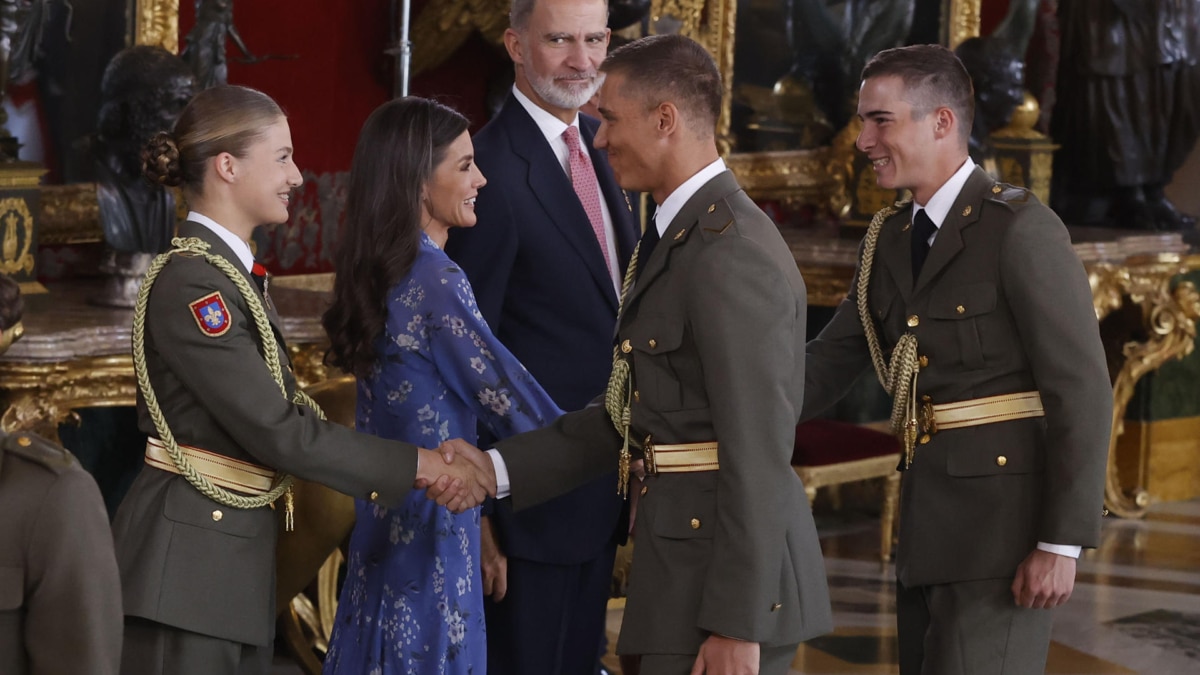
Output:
(181, 0), (294, 90)
(1052, 0), (1200, 230)
(955, 36), (1026, 165)
(93, 45), (196, 254)
(0, 0), (50, 160)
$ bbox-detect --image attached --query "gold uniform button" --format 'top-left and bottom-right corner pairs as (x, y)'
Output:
(992, 185), (1003, 194)
(16, 436), (31, 447)
(212, 510), (223, 522)
(690, 518), (701, 530)
(962, 205), (972, 217)
(919, 355), (929, 368)
(648, 339), (657, 349)
(996, 456), (1008, 467)
(907, 315), (919, 327)
(621, 339), (632, 354)
(707, 204), (716, 213)
(770, 602), (782, 612)
(640, 485), (648, 496)
(369, 491), (380, 501)
(919, 434), (931, 445)
(633, 390), (640, 402)
(956, 305), (966, 314)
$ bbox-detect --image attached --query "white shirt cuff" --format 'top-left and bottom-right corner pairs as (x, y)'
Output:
(486, 449), (511, 499)
(1037, 542), (1081, 558)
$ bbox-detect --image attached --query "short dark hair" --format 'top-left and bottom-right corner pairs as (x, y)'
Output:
(601, 34), (722, 133)
(861, 44), (974, 145)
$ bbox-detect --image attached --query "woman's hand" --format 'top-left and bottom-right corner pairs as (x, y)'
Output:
(480, 515), (508, 602)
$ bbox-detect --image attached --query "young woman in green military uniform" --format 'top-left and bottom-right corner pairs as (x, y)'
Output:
(112, 85), (491, 675)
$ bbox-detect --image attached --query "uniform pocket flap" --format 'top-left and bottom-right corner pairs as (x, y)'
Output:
(928, 282), (997, 319)
(947, 443), (1038, 477)
(650, 490), (716, 540)
(163, 478), (262, 538)
(625, 315), (685, 354)
(0, 566), (23, 610)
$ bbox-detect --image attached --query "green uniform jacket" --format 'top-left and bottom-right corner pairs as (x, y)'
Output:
(497, 171), (833, 654)
(112, 221), (420, 647)
(0, 430), (122, 675)
(803, 167), (1112, 587)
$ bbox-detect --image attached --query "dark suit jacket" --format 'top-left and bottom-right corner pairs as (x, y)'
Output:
(446, 94), (638, 564)
(496, 171), (833, 654)
(112, 221), (421, 647)
(0, 431), (122, 675)
(803, 167), (1112, 587)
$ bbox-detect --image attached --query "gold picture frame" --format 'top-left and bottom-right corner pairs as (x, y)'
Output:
(39, 0), (180, 246)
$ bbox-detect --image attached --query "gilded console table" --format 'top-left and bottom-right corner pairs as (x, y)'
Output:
(0, 280), (336, 440)
(784, 229), (1200, 519)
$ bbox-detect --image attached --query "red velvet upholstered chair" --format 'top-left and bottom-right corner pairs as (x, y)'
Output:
(792, 419), (901, 563)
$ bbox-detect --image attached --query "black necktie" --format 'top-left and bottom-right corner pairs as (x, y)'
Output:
(635, 220), (660, 279)
(910, 209), (937, 282)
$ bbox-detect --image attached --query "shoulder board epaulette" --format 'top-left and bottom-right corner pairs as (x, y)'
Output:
(2, 431), (75, 473)
(987, 182), (1033, 206)
(699, 199), (736, 238)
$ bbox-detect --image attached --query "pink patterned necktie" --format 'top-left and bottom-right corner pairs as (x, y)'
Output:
(562, 125), (613, 277)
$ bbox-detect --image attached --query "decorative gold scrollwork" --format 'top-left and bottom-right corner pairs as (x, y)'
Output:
(0, 197), (34, 275)
(136, 0), (180, 53)
(1103, 254), (1200, 518)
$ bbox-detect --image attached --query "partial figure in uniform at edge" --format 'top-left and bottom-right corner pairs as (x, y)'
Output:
(436, 33), (834, 675)
(111, 84), (493, 675)
(443, 0), (638, 672)
(801, 44), (1111, 674)
(320, 97), (564, 674)
(0, 274), (123, 675)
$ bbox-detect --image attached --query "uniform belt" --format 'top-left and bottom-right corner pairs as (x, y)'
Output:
(144, 437), (277, 496)
(920, 391), (1044, 435)
(644, 437), (719, 475)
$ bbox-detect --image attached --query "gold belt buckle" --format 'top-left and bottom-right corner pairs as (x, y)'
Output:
(643, 434), (657, 476)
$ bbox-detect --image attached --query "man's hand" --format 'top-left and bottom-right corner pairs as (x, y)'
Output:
(480, 515), (508, 602)
(1012, 548), (1076, 609)
(420, 439), (498, 512)
(689, 634), (759, 675)
(414, 446), (490, 513)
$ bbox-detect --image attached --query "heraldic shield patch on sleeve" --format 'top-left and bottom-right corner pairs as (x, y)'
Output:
(189, 291), (232, 337)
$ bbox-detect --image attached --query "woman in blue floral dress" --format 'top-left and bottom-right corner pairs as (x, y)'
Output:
(321, 98), (563, 674)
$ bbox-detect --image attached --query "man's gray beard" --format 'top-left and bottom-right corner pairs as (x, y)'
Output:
(528, 71), (603, 111)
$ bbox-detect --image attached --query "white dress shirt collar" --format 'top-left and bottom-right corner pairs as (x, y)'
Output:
(653, 158), (728, 236)
(914, 158), (976, 230)
(512, 85), (579, 146)
(187, 211), (255, 274)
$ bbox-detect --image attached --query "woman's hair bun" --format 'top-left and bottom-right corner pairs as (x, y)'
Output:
(141, 131), (183, 187)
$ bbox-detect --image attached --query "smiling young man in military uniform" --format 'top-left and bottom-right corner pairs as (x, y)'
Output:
(436, 34), (833, 675)
(0, 275), (123, 674)
(801, 45), (1111, 674)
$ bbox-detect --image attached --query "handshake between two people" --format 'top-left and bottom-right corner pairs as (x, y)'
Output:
(414, 439), (495, 513)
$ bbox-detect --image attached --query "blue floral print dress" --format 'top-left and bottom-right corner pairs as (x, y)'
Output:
(324, 233), (563, 675)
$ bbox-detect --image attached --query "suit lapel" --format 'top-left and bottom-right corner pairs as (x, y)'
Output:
(620, 172), (742, 320)
(912, 167), (990, 295)
(876, 210), (915, 303)
(503, 97), (619, 310)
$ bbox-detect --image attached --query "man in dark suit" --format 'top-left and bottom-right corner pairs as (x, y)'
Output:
(440, 34), (833, 675)
(802, 45), (1111, 673)
(444, 0), (637, 672)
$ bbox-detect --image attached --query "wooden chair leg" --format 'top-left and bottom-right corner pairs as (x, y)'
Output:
(880, 472), (900, 566)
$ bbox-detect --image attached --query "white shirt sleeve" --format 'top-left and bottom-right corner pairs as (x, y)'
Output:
(486, 449), (511, 499)
(1036, 542), (1081, 558)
